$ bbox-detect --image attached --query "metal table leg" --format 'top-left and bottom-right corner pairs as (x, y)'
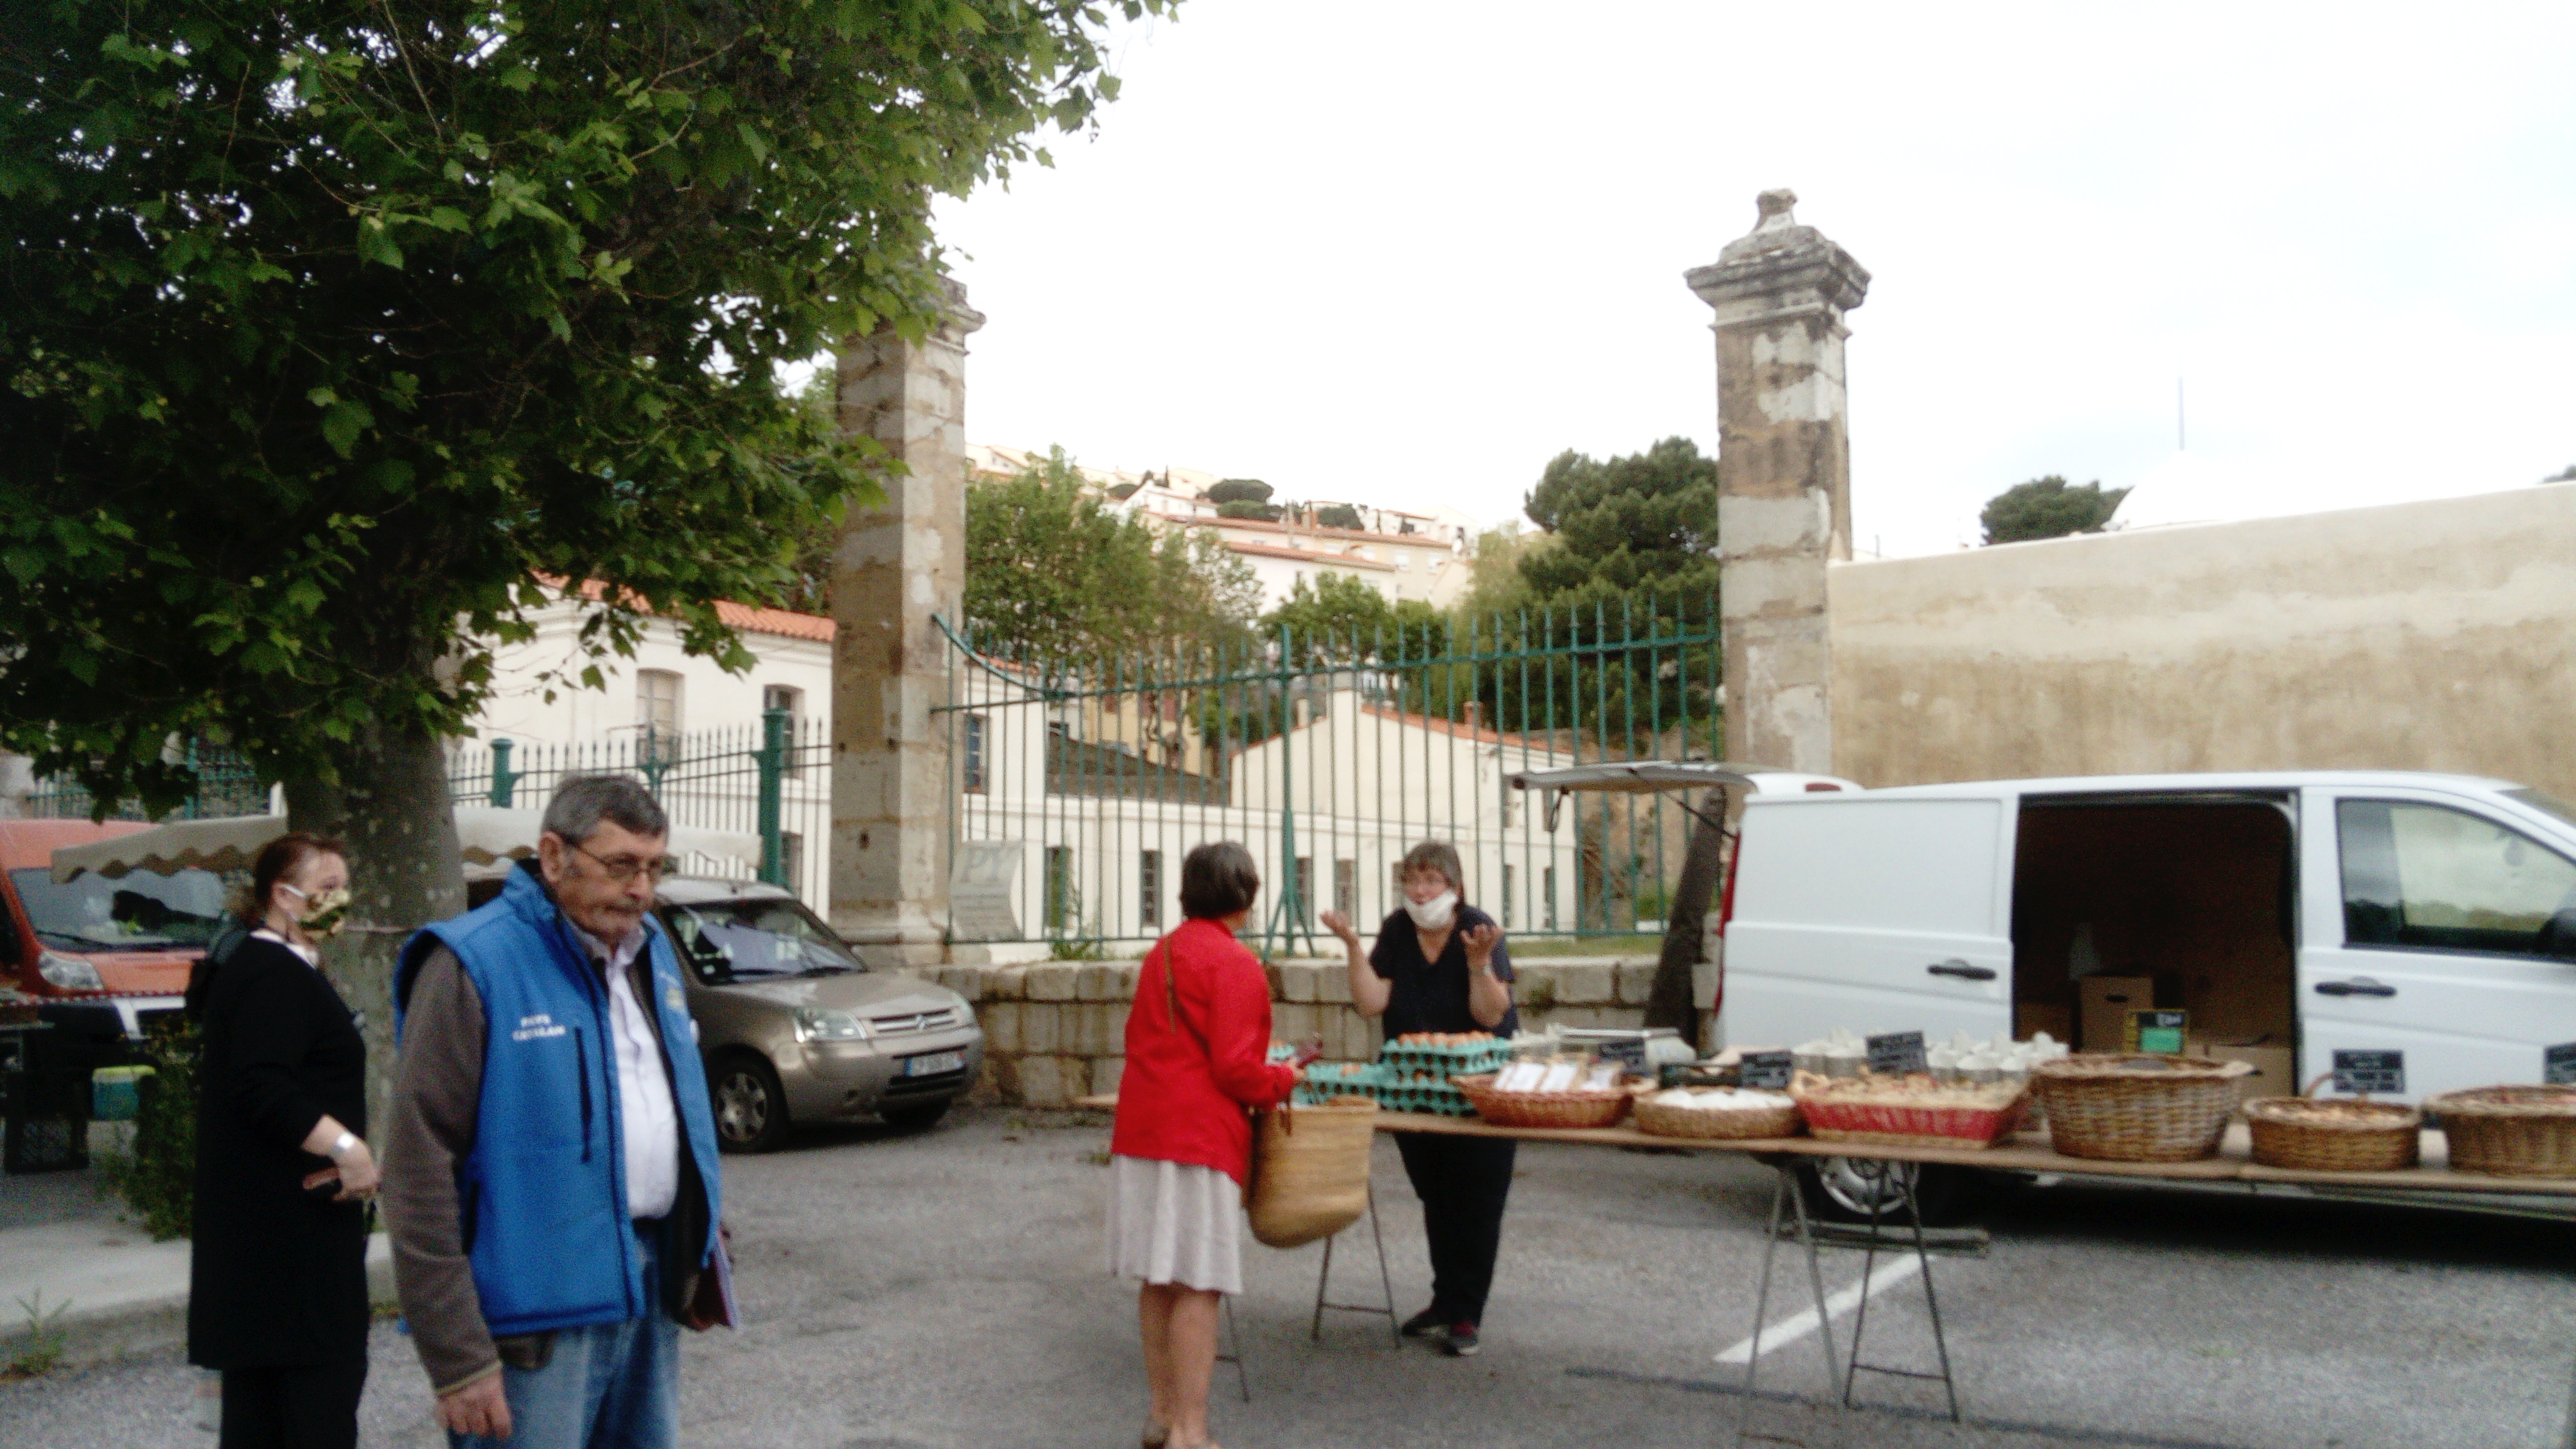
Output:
(1311, 1184), (1401, 1345)
(1738, 1162), (1845, 1441)
(1839, 1160), (1961, 1423)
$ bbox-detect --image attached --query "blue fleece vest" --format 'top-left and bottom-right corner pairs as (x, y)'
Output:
(395, 865), (722, 1336)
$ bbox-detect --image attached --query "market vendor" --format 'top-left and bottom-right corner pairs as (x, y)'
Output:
(1320, 840), (1516, 1358)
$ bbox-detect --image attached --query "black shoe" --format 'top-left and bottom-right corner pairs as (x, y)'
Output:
(1401, 1306), (1446, 1338)
(1442, 1323), (1480, 1357)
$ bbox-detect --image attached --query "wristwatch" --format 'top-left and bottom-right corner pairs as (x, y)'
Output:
(328, 1131), (358, 1161)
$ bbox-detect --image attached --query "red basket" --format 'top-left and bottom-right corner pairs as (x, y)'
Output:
(1789, 1071), (2031, 1150)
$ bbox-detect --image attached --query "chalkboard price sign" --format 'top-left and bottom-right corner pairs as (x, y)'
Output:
(2545, 1043), (2576, 1086)
(2332, 1049), (2406, 1096)
(1738, 1050), (1794, 1090)
(1867, 1030), (1928, 1076)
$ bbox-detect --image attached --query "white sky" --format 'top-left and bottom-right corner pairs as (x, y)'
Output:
(921, 1), (2576, 557)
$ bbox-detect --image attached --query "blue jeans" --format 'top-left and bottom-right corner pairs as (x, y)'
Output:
(453, 1229), (679, 1449)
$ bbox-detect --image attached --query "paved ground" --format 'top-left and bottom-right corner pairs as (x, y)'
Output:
(4, 1104), (2573, 1448)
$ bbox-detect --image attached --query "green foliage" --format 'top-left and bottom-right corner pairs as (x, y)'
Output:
(1314, 504), (1364, 531)
(1979, 476), (2131, 544)
(1262, 572), (1440, 669)
(5, 1291), (72, 1380)
(98, 1023), (199, 1241)
(1106, 481), (1143, 501)
(2542, 464), (2576, 484)
(0, 0), (1158, 812)
(1206, 479), (1274, 506)
(1215, 499), (1279, 521)
(966, 447), (1259, 664)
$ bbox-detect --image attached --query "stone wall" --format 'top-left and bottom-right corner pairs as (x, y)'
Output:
(939, 957), (1660, 1107)
(1829, 485), (2576, 802)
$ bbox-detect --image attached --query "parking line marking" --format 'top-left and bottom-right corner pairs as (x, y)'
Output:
(1713, 1254), (1921, 1363)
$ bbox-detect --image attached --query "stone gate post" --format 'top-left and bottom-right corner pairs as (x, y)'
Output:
(1685, 189), (1869, 772)
(830, 282), (984, 965)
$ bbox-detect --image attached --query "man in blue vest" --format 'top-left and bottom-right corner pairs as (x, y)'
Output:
(383, 775), (723, 1448)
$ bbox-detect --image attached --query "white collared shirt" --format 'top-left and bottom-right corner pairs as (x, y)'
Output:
(578, 923), (681, 1220)
(252, 928), (319, 967)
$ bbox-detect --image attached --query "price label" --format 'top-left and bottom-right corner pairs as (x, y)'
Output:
(1738, 1050), (1794, 1089)
(2126, 1009), (2188, 1055)
(2545, 1042), (2576, 1086)
(2333, 1049), (2406, 1096)
(1867, 1030), (1927, 1076)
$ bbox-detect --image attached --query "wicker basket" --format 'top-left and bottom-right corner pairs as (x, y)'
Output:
(2426, 1084), (2576, 1178)
(1633, 1089), (1804, 1141)
(1246, 1099), (1379, 1248)
(2243, 1075), (2421, 1172)
(2032, 1053), (2251, 1162)
(1787, 1070), (2029, 1149)
(1453, 1074), (1638, 1130)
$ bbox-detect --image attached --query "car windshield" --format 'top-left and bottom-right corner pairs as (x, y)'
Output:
(11, 867), (231, 952)
(663, 897), (864, 982)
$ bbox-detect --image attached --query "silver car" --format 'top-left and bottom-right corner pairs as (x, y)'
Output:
(656, 879), (983, 1152)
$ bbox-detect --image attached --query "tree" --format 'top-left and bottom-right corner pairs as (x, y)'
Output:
(1314, 503), (1363, 531)
(1979, 476), (2130, 543)
(3, 1), (1159, 1115)
(1205, 478), (1273, 506)
(2542, 465), (2576, 484)
(1216, 500), (1280, 521)
(965, 448), (1258, 665)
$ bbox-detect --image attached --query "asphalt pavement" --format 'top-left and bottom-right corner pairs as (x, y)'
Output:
(3, 1104), (2572, 1448)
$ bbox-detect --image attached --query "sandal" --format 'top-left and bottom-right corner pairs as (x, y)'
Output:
(1141, 1423), (1170, 1449)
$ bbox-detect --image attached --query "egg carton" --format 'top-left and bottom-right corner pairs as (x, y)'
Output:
(1377, 1038), (1515, 1080)
(1373, 1079), (1476, 1117)
(1292, 1060), (1391, 1107)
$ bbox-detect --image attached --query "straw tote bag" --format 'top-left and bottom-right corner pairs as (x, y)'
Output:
(1157, 940), (1377, 1248)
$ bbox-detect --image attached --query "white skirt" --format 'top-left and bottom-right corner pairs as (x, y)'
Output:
(1106, 1154), (1243, 1296)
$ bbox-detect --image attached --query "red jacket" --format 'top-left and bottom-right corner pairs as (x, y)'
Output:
(1110, 918), (1297, 1187)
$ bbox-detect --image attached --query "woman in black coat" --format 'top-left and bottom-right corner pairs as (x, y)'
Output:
(188, 832), (377, 1449)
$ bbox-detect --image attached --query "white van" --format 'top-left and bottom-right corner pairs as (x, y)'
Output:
(1717, 771), (2576, 1213)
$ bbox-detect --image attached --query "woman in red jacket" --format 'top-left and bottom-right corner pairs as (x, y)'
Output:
(1109, 842), (1304, 1449)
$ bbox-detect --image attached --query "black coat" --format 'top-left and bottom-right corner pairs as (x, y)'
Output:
(187, 935), (371, 1368)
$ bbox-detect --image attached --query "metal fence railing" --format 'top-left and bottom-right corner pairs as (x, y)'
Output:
(447, 712), (833, 909)
(936, 593), (1723, 958)
(20, 743), (270, 822)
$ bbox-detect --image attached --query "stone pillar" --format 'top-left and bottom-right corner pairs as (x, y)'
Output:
(830, 282), (984, 965)
(1685, 189), (1869, 773)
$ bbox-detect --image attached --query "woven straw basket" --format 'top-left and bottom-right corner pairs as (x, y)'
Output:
(1787, 1070), (2030, 1150)
(2033, 1053), (2251, 1162)
(2424, 1084), (2576, 1178)
(2243, 1075), (2421, 1172)
(1453, 1074), (1637, 1130)
(1633, 1091), (1804, 1141)
(1245, 1099), (1378, 1248)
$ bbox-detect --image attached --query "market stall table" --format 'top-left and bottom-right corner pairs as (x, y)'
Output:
(1074, 1091), (2576, 1439)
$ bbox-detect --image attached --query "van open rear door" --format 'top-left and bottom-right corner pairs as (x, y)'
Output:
(1723, 792), (2015, 1050)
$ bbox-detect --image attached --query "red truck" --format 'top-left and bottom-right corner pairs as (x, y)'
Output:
(0, 819), (219, 1043)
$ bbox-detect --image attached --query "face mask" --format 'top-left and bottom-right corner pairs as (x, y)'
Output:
(291, 886), (353, 942)
(1404, 890), (1458, 931)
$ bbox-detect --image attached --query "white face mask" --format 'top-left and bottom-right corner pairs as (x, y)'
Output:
(1404, 890), (1458, 931)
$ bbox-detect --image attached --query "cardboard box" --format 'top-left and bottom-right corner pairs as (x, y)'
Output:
(2077, 975), (2156, 1052)
(2014, 1002), (2074, 1045)
(2193, 1040), (2297, 1105)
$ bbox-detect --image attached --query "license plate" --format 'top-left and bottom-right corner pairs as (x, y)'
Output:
(904, 1050), (966, 1077)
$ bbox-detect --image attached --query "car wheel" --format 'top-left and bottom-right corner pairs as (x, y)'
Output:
(879, 1100), (951, 1133)
(1796, 1158), (1982, 1226)
(711, 1053), (791, 1153)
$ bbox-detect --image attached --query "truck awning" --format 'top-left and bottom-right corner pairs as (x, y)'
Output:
(1504, 761), (1859, 830)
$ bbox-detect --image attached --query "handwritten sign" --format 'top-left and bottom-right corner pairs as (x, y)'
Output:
(1738, 1050), (1794, 1090)
(2125, 1009), (2188, 1055)
(1867, 1030), (1928, 1076)
(2545, 1042), (2576, 1086)
(2332, 1049), (2406, 1096)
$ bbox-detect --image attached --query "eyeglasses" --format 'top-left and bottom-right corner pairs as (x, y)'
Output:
(572, 841), (679, 884)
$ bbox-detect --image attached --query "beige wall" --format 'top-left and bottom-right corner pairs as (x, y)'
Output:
(1829, 486), (2576, 802)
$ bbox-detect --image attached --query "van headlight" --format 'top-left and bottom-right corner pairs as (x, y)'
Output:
(793, 1007), (869, 1041)
(38, 952), (104, 992)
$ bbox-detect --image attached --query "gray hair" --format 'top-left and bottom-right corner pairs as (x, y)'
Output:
(1400, 840), (1463, 895)
(542, 774), (669, 847)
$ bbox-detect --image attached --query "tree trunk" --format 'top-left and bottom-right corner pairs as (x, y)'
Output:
(284, 722), (465, 1149)
(1643, 792), (1729, 1048)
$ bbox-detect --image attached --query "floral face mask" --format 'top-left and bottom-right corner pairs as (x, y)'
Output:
(283, 884), (353, 941)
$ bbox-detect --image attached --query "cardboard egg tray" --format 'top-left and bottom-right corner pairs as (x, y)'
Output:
(1377, 1038), (1516, 1079)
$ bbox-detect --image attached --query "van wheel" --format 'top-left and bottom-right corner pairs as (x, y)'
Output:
(1796, 1158), (1982, 1226)
(711, 1053), (791, 1154)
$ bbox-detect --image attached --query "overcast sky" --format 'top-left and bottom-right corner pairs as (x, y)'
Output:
(923, 2), (2576, 557)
